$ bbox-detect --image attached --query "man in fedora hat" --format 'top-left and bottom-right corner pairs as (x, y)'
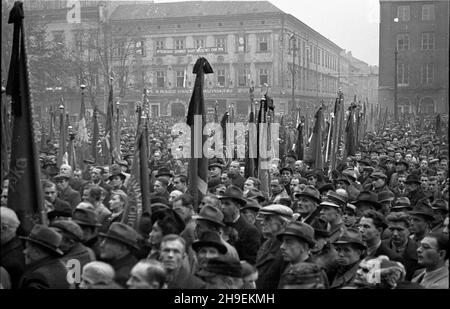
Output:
(277, 221), (328, 288)
(353, 191), (382, 217)
(19, 224), (69, 289)
(406, 174), (426, 207)
(196, 256), (242, 289)
(330, 229), (367, 289)
(294, 185), (322, 224)
(99, 222), (139, 287)
(50, 220), (94, 269)
(155, 167), (175, 193)
(72, 208), (103, 259)
(383, 212), (420, 280)
(408, 206), (435, 244)
(255, 204), (293, 289)
(430, 199), (449, 233)
(54, 172), (81, 210)
(358, 210), (399, 261)
(219, 186), (261, 265)
(389, 160), (409, 189)
(241, 198), (261, 227)
(193, 205), (239, 261)
(192, 231), (228, 272)
(377, 190), (396, 216)
(391, 197), (412, 212)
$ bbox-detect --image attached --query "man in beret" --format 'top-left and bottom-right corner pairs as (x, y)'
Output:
(255, 204), (293, 289)
(19, 225), (69, 289)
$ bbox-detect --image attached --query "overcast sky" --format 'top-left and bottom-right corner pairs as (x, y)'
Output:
(154, 0), (380, 66)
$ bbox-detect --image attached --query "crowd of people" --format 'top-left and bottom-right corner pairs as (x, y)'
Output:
(1, 112), (448, 289)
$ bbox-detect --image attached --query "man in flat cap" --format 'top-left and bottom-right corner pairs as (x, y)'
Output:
(255, 204), (293, 289)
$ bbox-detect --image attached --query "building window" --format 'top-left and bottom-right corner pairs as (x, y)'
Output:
(397, 6), (410, 22)
(422, 64), (434, 84)
(217, 69), (226, 87)
(422, 32), (434, 50)
(215, 37), (226, 51)
(74, 31), (83, 51)
(397, 34), (409, 50)
(259, 68), (269, 86)
(397, 63), (409, 86)
(237, 69), (248, 87)
(156, 71), (165, 88)
(155, 40), (164, 50)
(135, 39), (145, 56)
(113, 40), (126, 57)
(237, 35), (248, 52)
(176, 70), (185, 88)
(257, 35), (269, 52)
(174, 39), (185, 50)
(422, 4), (435, 21)
(194, 38), (205, 50)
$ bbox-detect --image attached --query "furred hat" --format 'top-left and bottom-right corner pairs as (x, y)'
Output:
(50, 220), (83, 241)
(192, 231), (227, 254)
(197, 256), (242, 278)
(294, 185), (321, 204)
(276, 221), (316, 247)
(258, 204), (293, 219)
(99, 222), (139, 250)
(193, 205), (225, 227)
(218, 185), (247, 206)
(20, 224), (64, 256)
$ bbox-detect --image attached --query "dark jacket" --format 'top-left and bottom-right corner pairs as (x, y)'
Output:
(367, 241), (401, 261)
(69, 178), (88, 195)
(255, 237), (286, 289)
(330, 262), (360, 289)
(58, 185), (81, 209)
(382, 238), (419, 281)
(230, 173), (245, 190)
(0, 236), (25, 289)
(19, 256), (70, 289)
(60, 242), (95, 269)
(167, 264), (206, 289)
(108, 253), (138, 288)
(84, 236), (102, 260)
(230, 215), (261, 265)
(407, 188), (426, 208)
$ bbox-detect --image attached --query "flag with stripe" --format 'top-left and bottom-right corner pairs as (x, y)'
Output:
(186, 57), (213, 205)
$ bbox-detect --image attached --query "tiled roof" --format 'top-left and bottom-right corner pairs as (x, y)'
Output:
(110, 1), (283, 20)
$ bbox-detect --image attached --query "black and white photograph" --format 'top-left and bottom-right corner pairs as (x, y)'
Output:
(0, 0), (448, 294)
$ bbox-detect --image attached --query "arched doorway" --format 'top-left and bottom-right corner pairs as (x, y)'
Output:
(171, 103), (185, 117)
(398, 98), (411, 113)
(420, 97), (435, 114)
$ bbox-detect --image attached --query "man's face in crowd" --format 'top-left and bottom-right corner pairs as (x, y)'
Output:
(297, 197), (317, 216)
(443, 216), (449, 235)
(307, 176), (317, 187)
(209, 167), (221, 178)
(406, 182), (419, 193)
(270, 180), (283, 195)
(290, 179), (300, 194)
(172, 199), (192, 222)
(242, 208), (257, 225)
(220, 173), (231, 186)
(428, 179), (438, 194)
(127, 263), (159, 289)
(405, 153), (412, 162)
(153, 180), (165, 194)
(44, 185), (58, 203)
(320, 205), (339, 224)
(74, 170), (82, 179)
(440, 160), (448, 170)
(160, 239), (185, 272)
(388, 221), (409, 247)
(99, 238), (124, 261)
(258, 215), (283, 237)
(281, 171), (292, 184)
(420, 176), (429, 191)
(148, 221), (163, 247)
(214, 185), (226, 196)
(221, 199), (238, 222)
(244, 179), (256, 193)
(397, 176), (407, 190)
(410, 215), (429, 235)
(417, 236), (443, 268)
(91, 168), (102, 182)
(110, 175), (123, 189)
(173, 177), (186, 192)
(154, 152), (161, 161)
(280, 235), (309, 264)
(60, 164), (72, 174)
(335, 244), (361, 266)
(197, 246), (220, 267)
(169, 190), (183, 204)
(420, 160), (428, 169)
(229, 162), (240, 174)
(294, 161), (303, 171)
(55, 178), (69, 191)
(336, 181), (348, 190)
(358, 217), (380, 244)
(0, 189), (7, 207)
(343, 210), (357, 227)
(437, 170), (446, 183)
(394, 152), (402, 161)
(355, 153), (362, 161)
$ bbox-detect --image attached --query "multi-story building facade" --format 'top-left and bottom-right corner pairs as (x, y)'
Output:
(14, 0), (378, 119)
(379, 0), (449, 115)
